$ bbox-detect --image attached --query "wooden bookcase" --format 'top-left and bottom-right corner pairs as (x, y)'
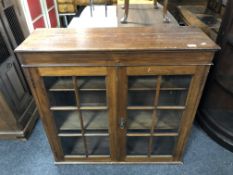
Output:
(15, 27), (219, 163)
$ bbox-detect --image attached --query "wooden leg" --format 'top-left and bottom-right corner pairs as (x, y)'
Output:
(121, 0), (129, 23)
(89, 0), (93, 17)
(163, 0), (170, 23)
(153, 0), (158, 9)
(105, 0), (108, 17)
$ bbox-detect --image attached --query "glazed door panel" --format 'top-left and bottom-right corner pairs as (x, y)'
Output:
(118, 66), (197, 162)
(37, 67), (117, 161)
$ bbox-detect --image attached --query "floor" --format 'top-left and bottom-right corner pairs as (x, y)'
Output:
(0, 120), (232, 175)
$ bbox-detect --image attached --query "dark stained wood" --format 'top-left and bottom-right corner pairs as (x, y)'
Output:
(173, 65), (211, 161)
(25, 68), (64, 161)
(106, 67), (118, 161)
(117, 67), (128, 161)
(0, 10), (37, 139)
(15, 27), (219, 53)
(19, 52), (216, 67)
(15, 27), (218, 163)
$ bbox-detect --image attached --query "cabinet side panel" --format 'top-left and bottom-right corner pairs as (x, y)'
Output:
(0, 91), (18, 130)
(173, 65), (211, 161)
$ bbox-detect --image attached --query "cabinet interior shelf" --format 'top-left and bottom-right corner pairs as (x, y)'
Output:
(53, 110), (181, 133)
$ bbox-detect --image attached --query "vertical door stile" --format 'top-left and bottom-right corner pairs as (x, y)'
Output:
(107, 67), (118, 161)
(117, 67), (128, 161)
(72, 76), (89, 158)
(27, 68), (64, 161)
(148, 76), (161, 157)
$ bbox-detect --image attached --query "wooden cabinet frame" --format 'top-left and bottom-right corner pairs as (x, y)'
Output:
(22, 64), (210, 163)
(15, 27), (219, 163)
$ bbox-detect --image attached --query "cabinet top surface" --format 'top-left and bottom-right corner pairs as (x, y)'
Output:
(15, 26), (219, 53)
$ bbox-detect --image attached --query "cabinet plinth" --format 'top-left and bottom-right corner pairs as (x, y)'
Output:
(15, 27), (219, 163)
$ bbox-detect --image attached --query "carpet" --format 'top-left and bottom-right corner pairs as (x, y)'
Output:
(0, 120), (232, 175)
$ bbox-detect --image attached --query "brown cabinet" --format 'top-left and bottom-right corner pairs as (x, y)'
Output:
(15, 27), (219, 163)
(0, 0), (37, 139)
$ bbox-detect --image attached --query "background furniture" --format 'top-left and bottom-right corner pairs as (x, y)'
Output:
(120, 0), (170, 23)
(198, 0), (233, 152)
(20, 0), (59, 32)
(0, 0), (37, 139)
(68, 5), (118, 28)
(16, 26), (219, 163)
(178, 0), (226, 40)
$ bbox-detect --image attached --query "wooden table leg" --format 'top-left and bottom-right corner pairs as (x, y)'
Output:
(163, 0), (170, 23)
(153, 0), (158, 9)
(120, 0), (129, 23)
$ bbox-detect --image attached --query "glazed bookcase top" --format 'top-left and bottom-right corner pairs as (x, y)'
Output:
(15, 26), (219, 53)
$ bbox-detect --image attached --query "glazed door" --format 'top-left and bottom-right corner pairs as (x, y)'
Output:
(118, 66), (201, 162)
(35, 67), (117, 162)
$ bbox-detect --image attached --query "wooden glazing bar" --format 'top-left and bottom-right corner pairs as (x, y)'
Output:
(128, 87), (187, 91)
(50, 106), (77, 110)
(148, 76), (162, 157)
(157, 106), (186, 110)
(72, 77), (89, 158)
(127, 132), (179, 137)
(127, 106), (185, 110)
(58, 133), (109, 137)
(50, 106), (108, 111)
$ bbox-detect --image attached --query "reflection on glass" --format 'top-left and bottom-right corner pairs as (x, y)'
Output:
(127, 137), (148, 155)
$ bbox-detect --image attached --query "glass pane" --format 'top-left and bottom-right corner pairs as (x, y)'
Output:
(157, 110), (182, 131)
(127, 110), (151, 132)
(127, 137), (148, 156)
(127, 110), (182, 133)
(128, 91), (154, 106)
(152, 136), (177, 156)
(43, 76), (106, 91)
(161, 75), (191, 89)
(61, 137), (85, 155)
(159, 90), (188, 106)
(80, 91), (106, 106)
(54, 110), (108, 133)
(86, 136), (109, 155)
(60, 136), (110, 156)
(54, 111), (81, 132)
(78, 77), (106, 90)
(48, 91), (76, 107)
(44, 77), (73, 91)
(128, 76), (157, 90)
